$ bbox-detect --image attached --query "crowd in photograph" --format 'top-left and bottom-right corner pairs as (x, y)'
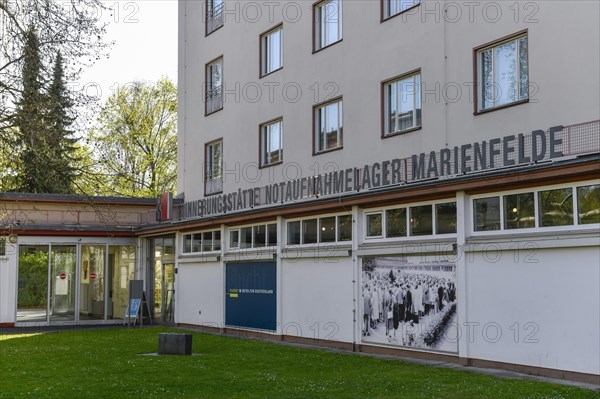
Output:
(362, 268), (456, 343)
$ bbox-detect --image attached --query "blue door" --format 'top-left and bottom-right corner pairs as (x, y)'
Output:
(225, 262), (276, 331)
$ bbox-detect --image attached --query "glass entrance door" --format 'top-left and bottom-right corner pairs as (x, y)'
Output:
(163, 263), (175, 324)
(80, 245), (106, 321)
(50, 245), (77, 322)
(17, 245), (49, 323)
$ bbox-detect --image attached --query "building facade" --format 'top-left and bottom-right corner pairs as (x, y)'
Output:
(1, 0), (598, 384)
(168, 0), (600, 382)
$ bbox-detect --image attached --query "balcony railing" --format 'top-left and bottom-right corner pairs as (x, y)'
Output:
(206, 85), (223, 114)
(206, 2), (224, 35)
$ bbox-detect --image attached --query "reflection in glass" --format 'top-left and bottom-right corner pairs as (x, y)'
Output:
(254, 225), (266, 248)
(230, 230), (239, 248)
(17, 245), (49, 323)
(240, 227), (253, 249)
(436, 202), (457, 234)
(474, 197), (501, 231)
(320, 217), (336, 243)
(80, 245), (106, 321)
(539, 189), (573, 227)
(108, 246), (135, 320)
(386, 208), (407, 237)
(50, 245), (77, 322)
(337, 215), (352, 241)
(302, 219), (318, 244)
(504, 193), (535, 229)
(410, 205), (433, 236)
(577, 185), (600, 224)
(287, 221), (301, 245)
(267, 224), (278, 247)
(366, 213), (383, 237)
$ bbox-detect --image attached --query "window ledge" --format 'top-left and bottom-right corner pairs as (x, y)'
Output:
(259, 160), (284, 170)
(474, 99), (529, 116)
(382, 125), (422, 139)
(313, 146), (343, 157)
(260, 67), (283, 80)
(313, 38), (343, 55)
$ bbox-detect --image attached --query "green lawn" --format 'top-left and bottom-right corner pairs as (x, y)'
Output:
(0, 327), (596, 399)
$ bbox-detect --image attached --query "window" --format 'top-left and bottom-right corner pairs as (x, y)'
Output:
(410, 205), (433, 236)
(260, 119), (283, 167)
(476, 33), (528, 112)
(365, 202), (456, 239)
(539, 188), (573, 227)
(206, 57), (223, 114)
(287, 215), (352, 245)
(314, 0), (342, 51)
(473, 184), (600, 233)
(383, 71), (421, 136)
(504, 193), (535, 229)
(182, 230), (221, 254)
(382, 0), (420, 20)
(229, 223), (278, 249)
(366, 213), (383, 238)
(314, 98), (343, 154)
(436, 203), (457, 234)
(260, 25), (282, 77)
(206, 0), (224, 35)
(386, 208), (407, 237)
(0, 238), (5, 256)
(205, 140), (223, 195)
(577, 185), (600, 224)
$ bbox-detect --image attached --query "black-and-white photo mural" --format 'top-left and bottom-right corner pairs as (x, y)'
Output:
(361, 256), (458, 353)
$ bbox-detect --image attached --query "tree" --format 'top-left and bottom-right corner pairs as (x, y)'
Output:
(0, 0), (111, 135)
(11, 29), (79, 193)
(86, 78), (177, 197)
(46, 51), (79, 193)
(13, 28), (48, 193)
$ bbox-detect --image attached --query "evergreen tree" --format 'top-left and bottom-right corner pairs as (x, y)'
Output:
(46, 51), (78, 193)
(13, 29), (78, 193)
(14, 28), (49, 193)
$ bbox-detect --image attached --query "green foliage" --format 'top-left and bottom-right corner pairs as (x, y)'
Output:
(11, 29), (79, 194)
(0, 328), (595, 398)
(17, 249), (48, 309)
(85, 78), (177, 197)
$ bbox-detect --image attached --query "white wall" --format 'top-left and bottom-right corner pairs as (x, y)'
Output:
(281, 257), (355, 343)
(176, 261), (224, 327)
(463, 246), (600, 375)
(0, 240), (17, 324)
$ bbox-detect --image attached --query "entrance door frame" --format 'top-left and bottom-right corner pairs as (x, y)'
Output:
(15, 237), (137, 327)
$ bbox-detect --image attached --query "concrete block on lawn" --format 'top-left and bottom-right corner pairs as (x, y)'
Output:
(158, 333), (192, 355)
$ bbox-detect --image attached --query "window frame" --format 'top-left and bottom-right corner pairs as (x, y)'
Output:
(313, 96), (343, 155)
(205, 0), (224, 36)
(227, 222), (278, 250)
(259, 117), (284, 168)
(0, 238), (5, 256)
(380, 0), (421, 22)
(285, 213), (353, 247)
(259, 23), (283, 78)
(182, 229), (222, 254)
(204, 138), (223, 196)
(471, 181), (600, 236)
(312, 0), (343, 53)
(473, 30), (529, 115)
(364, 200), (457, 241)
(381, 69), (422, 138)
(205, 56), (224, 115)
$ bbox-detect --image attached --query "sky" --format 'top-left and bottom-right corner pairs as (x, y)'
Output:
(77, 0), (178, 102)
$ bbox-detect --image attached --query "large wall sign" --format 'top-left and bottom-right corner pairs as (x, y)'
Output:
(361, 257), (458, 353)
(177, 123), (600, 222)
(225, 262), (277, 331)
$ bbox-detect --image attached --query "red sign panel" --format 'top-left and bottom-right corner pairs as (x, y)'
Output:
(90, 273), (97, 280)
(59, 272), (66, 280)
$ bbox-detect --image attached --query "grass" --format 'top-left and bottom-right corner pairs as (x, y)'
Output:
(0, 327), (596, 399)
